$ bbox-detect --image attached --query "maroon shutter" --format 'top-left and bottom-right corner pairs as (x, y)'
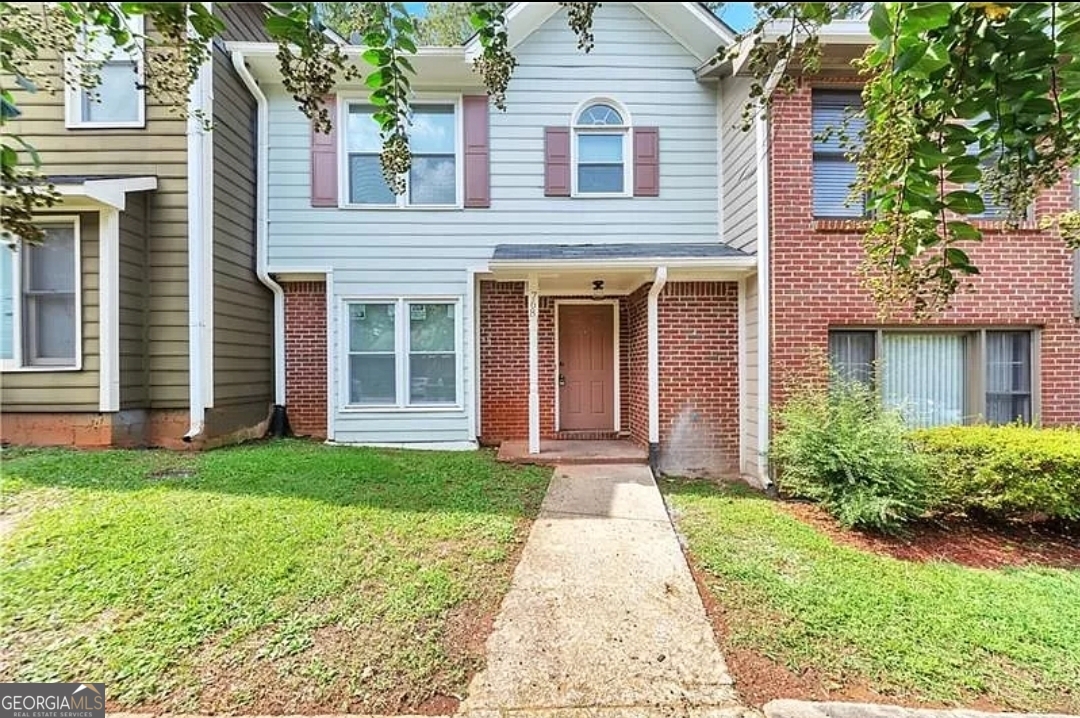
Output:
(311, 95), (338, 207)
(544, 127), (571, 197)
(463, 95), (491, 208)
(633, 127), (660, 197)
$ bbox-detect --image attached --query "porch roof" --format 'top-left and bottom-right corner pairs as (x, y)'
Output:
(492, 242), (750, 262)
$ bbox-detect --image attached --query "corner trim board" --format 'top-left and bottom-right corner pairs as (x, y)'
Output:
(98, 208), (121, 412)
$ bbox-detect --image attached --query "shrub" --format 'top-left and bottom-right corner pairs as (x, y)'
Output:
(770, 380), (931, 534)
(912, 425), (1080, 521)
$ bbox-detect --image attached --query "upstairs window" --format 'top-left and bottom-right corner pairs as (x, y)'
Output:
(1, 219), (82, 370)
(573, 101), (631, 196)
(344, 102), (459, 207)
(65, 16), (145, 128)
(812, 90), (865, 218)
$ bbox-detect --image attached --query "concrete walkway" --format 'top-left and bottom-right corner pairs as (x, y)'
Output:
(762, 701), (1074, 718)
(460, 464), (745, 718)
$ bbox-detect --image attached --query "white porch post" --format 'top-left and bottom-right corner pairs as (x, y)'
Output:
(527, 274), (540, 455)
(647, 266), (668, 449)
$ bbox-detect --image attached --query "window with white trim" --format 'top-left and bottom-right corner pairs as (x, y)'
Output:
(345, 102), (458, 206)
(65, 16), (145, 128)
(812, 90), (866, 218)
(1, 220), (81, 369)
(828, 328), (1034, 426)
(573, 101), (631, 196)
(346, 299), (460, 407)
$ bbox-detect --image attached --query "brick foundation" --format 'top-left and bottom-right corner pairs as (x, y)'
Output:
(283, 281), (328, 439)
(770, 79), (1080, 425)
(657, 282), (740, 476)
(1, 409), (192, 449)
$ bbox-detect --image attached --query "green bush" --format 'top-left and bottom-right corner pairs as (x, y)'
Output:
(913, 425), (1080, 520)
(770, 380), (931, 534)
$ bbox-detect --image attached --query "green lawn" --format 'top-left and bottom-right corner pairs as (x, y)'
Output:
(0, 441), (550, 713)
(663, 479), (1080, 713)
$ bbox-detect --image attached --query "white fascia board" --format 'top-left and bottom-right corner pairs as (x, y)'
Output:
(54, 176), (158, 210)
(488, 256), (757, 273)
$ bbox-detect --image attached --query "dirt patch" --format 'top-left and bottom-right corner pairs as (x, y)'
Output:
(779, 501), (1080, 570)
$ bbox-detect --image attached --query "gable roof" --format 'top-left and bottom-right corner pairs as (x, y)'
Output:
(465, 2), (735, 63)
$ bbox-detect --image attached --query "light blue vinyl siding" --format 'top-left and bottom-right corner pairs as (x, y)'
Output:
(265, 3), (722, 443)
(720, 77), (758, 253)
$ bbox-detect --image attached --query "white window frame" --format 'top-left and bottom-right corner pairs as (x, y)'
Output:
(827, 326), (1040, 425)
(65, 15), (146, 129)
(338, 95), (464, 210)
(1, 216), (83, 373)
(571, 97), (633, 199)
(341, 296), (463, 411)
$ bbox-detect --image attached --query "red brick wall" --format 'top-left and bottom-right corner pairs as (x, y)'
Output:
(479, 281), (529, 442)
(283, 281), (327, 439)
(625, 285), (649, 446)
(657, 282), (740, 474)
(770, 79), (1080, 424)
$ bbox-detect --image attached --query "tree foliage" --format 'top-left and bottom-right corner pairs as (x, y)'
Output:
(3, 1), (1078, 317)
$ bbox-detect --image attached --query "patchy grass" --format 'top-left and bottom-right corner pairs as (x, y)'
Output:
(662, 479), (1080, 713)
(0, 441), (550, 713)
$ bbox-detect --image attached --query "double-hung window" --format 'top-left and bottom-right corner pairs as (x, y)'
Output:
(345, 102), (459, 207)
(346, 299), (460, 408)
(573, 102), (631, 196)
(828, 328), (1035, 426)
(1, 219), (81, 370)
(66, 16), (145, 128)
(811, 90), (866, 217)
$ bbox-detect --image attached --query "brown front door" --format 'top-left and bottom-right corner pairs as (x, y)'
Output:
(558, 304), (615, 431)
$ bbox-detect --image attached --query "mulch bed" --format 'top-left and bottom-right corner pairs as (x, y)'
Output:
(684, 494), (1079, 710)
(778, 500), (1080, 570)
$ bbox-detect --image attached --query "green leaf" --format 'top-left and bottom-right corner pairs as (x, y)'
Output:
(365, 70), (385, 89)
(945, 164), (981, 183)
(903, 3), (955, 32)
(868, 3), (892, 39)
(894, 40), (928, 73)
(946, 221), (983, 241)
(362, 48), (388, 66)
(943, 191), (986, 215)
(945, 247), (978, 272)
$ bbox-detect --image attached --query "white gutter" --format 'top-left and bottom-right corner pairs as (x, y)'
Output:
(754, 61), (787, 487)
(647, 266), (668, 449)
(184, 29), (213, 442)
(232, 49), (286, 406)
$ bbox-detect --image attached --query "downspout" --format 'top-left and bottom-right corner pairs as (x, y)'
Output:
(232, 50), (288, 434)
(754, 58), (789, 488)
(183, 35), (213, 442)
(647, 265), (668, 472)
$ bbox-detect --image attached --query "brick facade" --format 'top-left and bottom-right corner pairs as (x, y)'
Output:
(657, 282), (740, 475)
(283, 281), (328, 439)
(478, 281), (530, 443)
(770, 79), (1080, 424)
(625, 285), (649, 446)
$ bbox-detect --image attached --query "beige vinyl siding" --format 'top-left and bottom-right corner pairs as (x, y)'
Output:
(721, 76), (759, 254)
(1, 212), (100, 411)
(210, 46), (274, 431)
(741, 274), (761, 480)
(119, 193), (150, 409)
(7, 23), (190, 408)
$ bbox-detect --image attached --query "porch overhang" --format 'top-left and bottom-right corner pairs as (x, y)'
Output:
(49, 175), (158, 211)
(486, 242), (756, 294)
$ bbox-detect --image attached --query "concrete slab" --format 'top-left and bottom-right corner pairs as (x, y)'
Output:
(461, 465), (737, 715)
(497, 440), (648, 466)
(762, 701), (1075, 718)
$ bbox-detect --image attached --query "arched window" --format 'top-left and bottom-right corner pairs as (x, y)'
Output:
(573, 100), (631, 196)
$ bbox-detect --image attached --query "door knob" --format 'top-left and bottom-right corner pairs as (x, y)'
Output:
(558, 374), (566, 387)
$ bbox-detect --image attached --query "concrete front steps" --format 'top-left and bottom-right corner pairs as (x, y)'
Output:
(496, 439), (648, 465)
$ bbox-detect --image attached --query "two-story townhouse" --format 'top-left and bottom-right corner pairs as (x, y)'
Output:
(1, 3), (275, 449)
(226, 2), (1078, 484)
